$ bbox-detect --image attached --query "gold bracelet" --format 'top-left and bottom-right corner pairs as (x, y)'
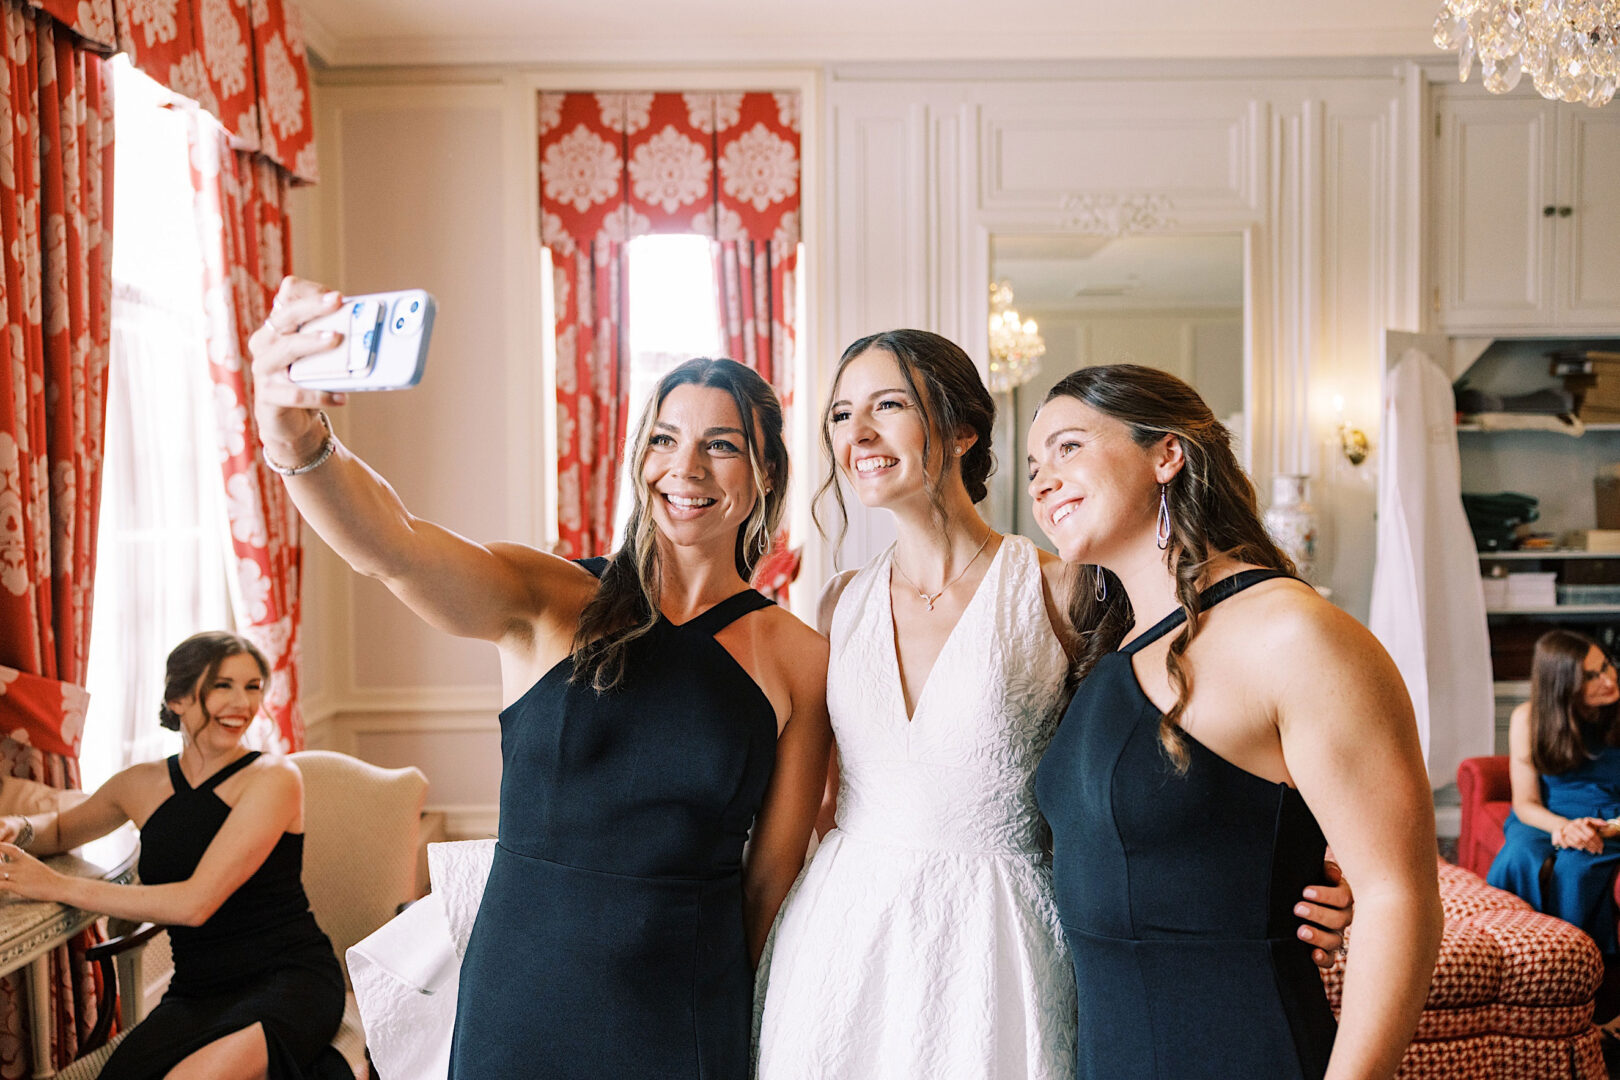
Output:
(263, 411), (335, 476)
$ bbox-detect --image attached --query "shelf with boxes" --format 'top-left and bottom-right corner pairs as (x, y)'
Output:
(1458, 338), (1620, 684)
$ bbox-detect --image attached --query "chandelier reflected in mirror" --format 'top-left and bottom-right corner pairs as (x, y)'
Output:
(1434, 0), (1619, 107)
(987, 281), (1045, 394)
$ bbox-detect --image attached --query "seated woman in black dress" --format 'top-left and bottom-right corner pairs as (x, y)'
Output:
(0, 631), (347, 1080)
(247, 278), (831, 1079)
(1025, 364), (1443, 1080)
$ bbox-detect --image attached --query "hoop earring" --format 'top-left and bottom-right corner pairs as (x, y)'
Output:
(1094, 565), (1107, 602)
(1156, 484), (1171, 551)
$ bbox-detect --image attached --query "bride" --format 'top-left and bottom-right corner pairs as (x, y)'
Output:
(755, 330), (1352, 1078)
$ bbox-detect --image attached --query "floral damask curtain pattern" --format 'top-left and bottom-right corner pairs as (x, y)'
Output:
(539, 92), (631, 560)
(187, 104), (305, 751)
(712, 91), (799, 398)
(0, 1), (114, 1070)
(538, 90), (802, 558)
(115, 0), (315, 181)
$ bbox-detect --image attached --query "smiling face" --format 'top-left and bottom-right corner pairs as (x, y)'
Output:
(639, 383), (761, 558)
(1026, 394), (1174, 566)
(827, 348), (944, 512)
(1581, 645), (1620, 710)
(169, 651), (265, 751)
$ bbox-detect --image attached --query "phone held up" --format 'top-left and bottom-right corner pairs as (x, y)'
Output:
(287, 289), (436, 391)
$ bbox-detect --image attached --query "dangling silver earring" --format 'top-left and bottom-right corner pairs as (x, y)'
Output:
(1155, 484), (1171, 551)
(1094, 565), (1107, 602)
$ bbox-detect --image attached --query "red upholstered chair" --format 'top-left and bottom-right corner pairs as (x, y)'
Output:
(1457, 755), (1515, 879)
(1456, 754), (1620, 908)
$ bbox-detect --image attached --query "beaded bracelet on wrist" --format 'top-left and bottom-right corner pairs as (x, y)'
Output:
(263, 410), (335, 476)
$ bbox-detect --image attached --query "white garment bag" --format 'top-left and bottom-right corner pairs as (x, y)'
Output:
(1368, 345), (1494, 790)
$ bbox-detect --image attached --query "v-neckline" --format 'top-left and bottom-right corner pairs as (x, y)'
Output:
(885, 538), (1006, 723)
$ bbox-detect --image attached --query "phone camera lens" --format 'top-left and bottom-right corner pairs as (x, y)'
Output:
(395, 317), (406, 330)
(410, 300), (420, 312)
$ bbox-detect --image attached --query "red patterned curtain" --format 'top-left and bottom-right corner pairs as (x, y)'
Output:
(539, 93), (631, 559)
(115, 0), (316, 182)
(712, 93), (800, 600)
(712, 92), (800, 398)
(0, 0), (113, 1070)
(539, 91), (802, 561)
(186, 106), (305, 751)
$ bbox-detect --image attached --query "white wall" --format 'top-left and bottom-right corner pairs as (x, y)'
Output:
(296, 59), (1427, 833)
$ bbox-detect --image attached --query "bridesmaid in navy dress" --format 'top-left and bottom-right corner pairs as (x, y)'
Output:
(250, 279), (831, 1079)
(1025, 364), (1442, 1080)
(0, 632), (347, 1080)
(1488, 630), (1620, 954)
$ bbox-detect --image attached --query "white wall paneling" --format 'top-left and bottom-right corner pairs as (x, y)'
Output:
(825, 68), (1413, 621)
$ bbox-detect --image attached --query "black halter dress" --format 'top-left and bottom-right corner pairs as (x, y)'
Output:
(101, 751), (348, 1080)
(449, 560), (779, 1079)
(1035, 569), (1338, 1079)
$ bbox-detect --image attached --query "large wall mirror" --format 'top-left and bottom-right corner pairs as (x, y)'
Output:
(985, 233), (1246, 548)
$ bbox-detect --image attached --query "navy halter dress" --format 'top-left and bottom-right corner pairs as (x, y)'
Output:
(101, 751), (348, 1080)
(1036, 569), (1338, 1079)
(449, 559), (778, 1079)
(1488, 725), (1620, 954)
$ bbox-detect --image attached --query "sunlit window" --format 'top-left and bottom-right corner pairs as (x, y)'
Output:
(81, 58), (233, 790)
(613, 235), (724, 538)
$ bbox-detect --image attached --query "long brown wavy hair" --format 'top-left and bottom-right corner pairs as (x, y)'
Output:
(1527, 630), (1620, 775)
(813, 330), (996, 555)
(1041, 363), (1294, 770)
(571, 357), (789, 693)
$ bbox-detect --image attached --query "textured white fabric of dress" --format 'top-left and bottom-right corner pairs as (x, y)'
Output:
(755, 535), (1076, 1079)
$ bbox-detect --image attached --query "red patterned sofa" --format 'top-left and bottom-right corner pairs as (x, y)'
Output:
(1323, 860), (1604, 1078)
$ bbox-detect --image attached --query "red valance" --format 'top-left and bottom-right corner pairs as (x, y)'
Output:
(540, 91), (800, 252)
(16, 0), (316, 183)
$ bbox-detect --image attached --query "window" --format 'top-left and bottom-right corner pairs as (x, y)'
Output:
(612, 235), (724, 537)
(80, 59), (234, 790)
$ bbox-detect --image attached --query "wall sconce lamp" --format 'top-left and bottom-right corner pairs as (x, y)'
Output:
(1333, 394), (1370, 467)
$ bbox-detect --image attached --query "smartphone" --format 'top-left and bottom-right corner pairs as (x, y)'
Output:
(288, 290), (436, 391)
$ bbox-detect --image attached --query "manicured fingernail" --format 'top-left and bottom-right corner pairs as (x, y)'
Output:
(1299, 927), (1315, 941)
(1295, 903), (1310, 917)
(332, 393), (348, 405)
(1303, 888), (1318, 900)
(324, 291), (341, 302)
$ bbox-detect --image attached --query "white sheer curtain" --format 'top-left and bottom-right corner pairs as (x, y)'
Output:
(80, 61), (234, 791)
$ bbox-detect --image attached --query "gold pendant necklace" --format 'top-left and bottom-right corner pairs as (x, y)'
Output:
(895, 529), (993, 612)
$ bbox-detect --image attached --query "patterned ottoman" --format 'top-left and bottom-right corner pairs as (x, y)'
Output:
(1322, 860), (1605, 1079)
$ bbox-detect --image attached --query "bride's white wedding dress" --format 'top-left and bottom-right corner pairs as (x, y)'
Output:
(755, 535), (1076, 1079)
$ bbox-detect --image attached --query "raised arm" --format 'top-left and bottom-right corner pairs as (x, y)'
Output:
(0, 762), (302, 927)
(1276, 601), (1443, 1080)
(742, 624), (832, 967)
(249, 277), (595, 662)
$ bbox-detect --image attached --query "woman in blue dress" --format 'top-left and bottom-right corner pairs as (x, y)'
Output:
(250, 278), (832, 1079)
(1488, 629), (1620, 954)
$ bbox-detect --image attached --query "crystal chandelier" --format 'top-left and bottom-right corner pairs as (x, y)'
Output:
(1434, 0), (1619, 108)
(987, 281), (1045, 394)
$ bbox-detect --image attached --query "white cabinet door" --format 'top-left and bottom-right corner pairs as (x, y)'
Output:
(1434, 95), (1557, 330)
(1556, 108), (1620, 328)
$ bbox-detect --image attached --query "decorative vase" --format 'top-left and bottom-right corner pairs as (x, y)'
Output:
(1263, 474), (1318, 583)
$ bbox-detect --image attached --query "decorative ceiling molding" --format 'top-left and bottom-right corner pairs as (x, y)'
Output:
(299, 25), (1434, 71)
(1058, 194), (1177, 237)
